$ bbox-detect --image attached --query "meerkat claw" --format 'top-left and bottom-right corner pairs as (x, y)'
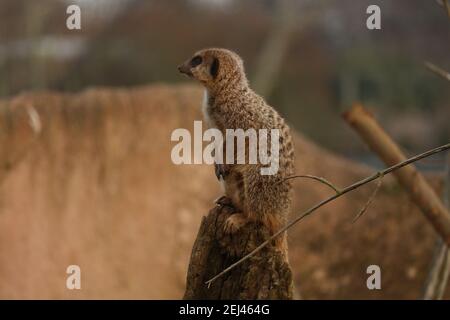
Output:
(224, 213), (247, 234)
(214, 195), (234, 207)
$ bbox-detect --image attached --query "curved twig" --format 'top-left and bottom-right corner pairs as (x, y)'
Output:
(437, 0), (450, 18)
(425, 61), (450, 82)
(351, 173), (384, 223)
(280, 174), (341, 194)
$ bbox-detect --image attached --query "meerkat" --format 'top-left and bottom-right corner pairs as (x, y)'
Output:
(178, 48), (294, 252)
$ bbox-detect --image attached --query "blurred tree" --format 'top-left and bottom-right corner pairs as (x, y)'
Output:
(251, 0), (297, 98)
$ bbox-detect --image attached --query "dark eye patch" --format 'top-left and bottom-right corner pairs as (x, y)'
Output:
(190, 56), (202, 67)
(210, 58), (219, 79)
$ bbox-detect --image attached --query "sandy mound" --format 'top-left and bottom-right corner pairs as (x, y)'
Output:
(0, 84), (445, 299)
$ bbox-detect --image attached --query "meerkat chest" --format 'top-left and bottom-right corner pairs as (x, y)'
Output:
(202, 90), (216, 128)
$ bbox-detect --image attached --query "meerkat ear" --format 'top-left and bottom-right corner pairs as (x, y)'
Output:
(210, 58), (219, 79)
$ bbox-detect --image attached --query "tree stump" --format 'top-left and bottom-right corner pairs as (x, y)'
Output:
(183, 204), (294, 299)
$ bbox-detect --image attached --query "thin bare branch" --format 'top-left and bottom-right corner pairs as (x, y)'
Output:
(424, 239), (450, 299)
(205, 143), (450, 286)
(252, 0), (298, 98)
(437, 249), (450, 297)
(352, 173), (383, 223)
(281, 174), (341, 194)
(425, 61), (450, 82)
(423, 152), (450, 299)
(444, 0), (450, 18)
(436, 0), (450, 17)
(440, 152), (450, 296)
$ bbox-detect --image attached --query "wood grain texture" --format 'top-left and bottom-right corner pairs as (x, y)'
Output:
(184, 204), (294, 300)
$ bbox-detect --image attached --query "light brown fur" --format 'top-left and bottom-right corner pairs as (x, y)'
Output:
(178, 48), (295, 253)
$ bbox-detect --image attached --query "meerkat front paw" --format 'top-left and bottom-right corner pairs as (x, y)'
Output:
(224, 213), (247, 234)
(214, 163), (229, 180)
(215, 195), (232, 206)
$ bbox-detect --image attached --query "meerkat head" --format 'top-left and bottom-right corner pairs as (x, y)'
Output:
(178, 48), (248, 93)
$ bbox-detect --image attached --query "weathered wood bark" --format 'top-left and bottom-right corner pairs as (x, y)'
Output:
(343, 104), (450, 246)
(252, 0), (296, 98)
(183, 204), (294, 300)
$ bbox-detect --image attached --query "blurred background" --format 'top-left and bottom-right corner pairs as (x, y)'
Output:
(0, 0), (449, 299)
(1, 0), (449, 157)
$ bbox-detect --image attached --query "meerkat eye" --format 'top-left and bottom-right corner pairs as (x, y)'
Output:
(190, 56), (202, 67)
(210, 58), (219, 79)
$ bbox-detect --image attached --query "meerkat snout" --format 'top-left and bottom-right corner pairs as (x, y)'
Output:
(178, 54), (204, 78)
(177, 63), (193, 77)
